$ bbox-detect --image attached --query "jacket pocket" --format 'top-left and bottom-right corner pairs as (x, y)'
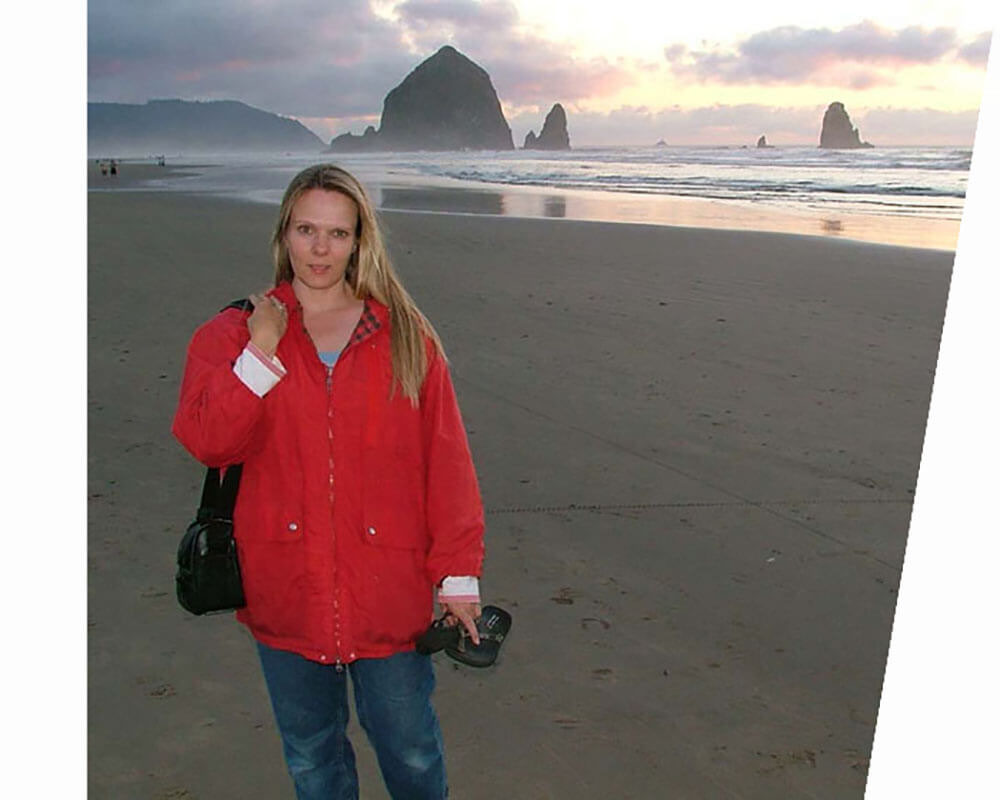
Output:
(360, 502), (427, 551)
(357, 506), (434, 647)
(234, 502), (305, 543)
(233, 463), (305, 543)
(237, 535), (310, 641)
(361, 443), (428, 551)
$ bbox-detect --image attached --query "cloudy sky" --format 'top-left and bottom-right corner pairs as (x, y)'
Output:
(88, 0), (993, 146)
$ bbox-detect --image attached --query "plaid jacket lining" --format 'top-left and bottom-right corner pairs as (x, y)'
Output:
(348, 301), (383, 347)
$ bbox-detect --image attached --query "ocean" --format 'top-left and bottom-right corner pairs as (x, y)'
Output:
(95, 145), (972, 250)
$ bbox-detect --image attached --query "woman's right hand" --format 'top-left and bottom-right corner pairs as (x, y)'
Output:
(247, 292), (288, 357)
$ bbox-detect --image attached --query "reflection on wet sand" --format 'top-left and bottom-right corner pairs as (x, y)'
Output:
(543, 196), (566, 218)
(371, 181), (957, 251)
(379, 185), (505, 216)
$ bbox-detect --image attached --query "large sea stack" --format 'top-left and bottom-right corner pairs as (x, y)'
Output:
(523, 103), (571, 150)
(819, 102), (873, 149)
(329, 46), (514, 152)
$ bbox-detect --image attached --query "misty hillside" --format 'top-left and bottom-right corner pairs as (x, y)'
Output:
(88, 99), (325, 156)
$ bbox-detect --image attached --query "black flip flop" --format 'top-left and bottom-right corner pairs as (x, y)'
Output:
(415, 605), (512, 668)
(446, 605), (512, 667)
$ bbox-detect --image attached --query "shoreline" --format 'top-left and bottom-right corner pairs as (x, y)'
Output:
(86, 159), (960, 252)
(86, 184), (950, 258)
(374, 175), (960, 252)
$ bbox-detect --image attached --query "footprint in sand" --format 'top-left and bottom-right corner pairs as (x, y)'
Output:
(550, 587), (575, 605)
(755, 748), (819, 774)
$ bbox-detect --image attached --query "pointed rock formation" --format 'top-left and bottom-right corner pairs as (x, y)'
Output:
(523, 103), (571, 150)
(329, 45), (513, 152)
(756, 135), (773, 148)
(819, 102), (873, 149)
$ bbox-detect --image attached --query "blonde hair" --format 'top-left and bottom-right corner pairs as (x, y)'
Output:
(271, 164), (445, 403)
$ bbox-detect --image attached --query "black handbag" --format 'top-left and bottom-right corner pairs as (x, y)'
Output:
(175, 298), (254, 615)
(175, 463), (246, 615)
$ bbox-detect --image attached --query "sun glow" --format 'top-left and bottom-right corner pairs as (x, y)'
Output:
(507, 0), (991, 119)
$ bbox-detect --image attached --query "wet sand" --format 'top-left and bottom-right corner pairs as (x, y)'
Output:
(88, 189), (952, 798)
(87, 158), (214, 190)
(86, 158), (962, 251)
(374, 179), (960, 252)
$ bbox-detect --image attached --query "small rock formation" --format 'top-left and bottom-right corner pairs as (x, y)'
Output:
(819, 102), (873, 149)
(756, 135), (773, 148)
(522, 103), (570, 150)
(329, 45), (514, 152)
(328, 125), (378, 153)
(655, 139), (667, 147)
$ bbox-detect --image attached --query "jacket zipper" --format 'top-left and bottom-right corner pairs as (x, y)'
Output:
(298, 299), (375, 669)
(326, 363), (344, 669)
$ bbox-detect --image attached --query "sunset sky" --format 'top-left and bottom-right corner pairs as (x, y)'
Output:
(88, 0), (993, 146)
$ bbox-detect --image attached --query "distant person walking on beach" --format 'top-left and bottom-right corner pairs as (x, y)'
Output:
(109, 159), (117, 176)
(173, 164), (485, 800)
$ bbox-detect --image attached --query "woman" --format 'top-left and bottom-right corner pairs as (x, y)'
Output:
(172, 164), (485, 800)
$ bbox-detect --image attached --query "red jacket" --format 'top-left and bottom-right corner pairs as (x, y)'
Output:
(172, 281), (485, 664)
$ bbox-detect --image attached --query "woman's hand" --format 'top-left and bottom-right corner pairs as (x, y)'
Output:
(440, 601), (482, 645)
(247, 292), (288, 357)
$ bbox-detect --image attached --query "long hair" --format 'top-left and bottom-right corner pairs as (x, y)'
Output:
(271, 164), (445, 403)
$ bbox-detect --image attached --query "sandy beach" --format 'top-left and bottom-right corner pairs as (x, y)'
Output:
(88, 186), (952, 798)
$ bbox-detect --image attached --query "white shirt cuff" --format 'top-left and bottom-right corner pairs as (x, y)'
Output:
(233, 343), (287, 397)
(438, 576), (480, 603)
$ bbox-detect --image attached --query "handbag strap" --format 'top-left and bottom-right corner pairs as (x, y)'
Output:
(192, 297), (258, 522)
(197, 464), (243, 522)
(224, 298), (254, 313)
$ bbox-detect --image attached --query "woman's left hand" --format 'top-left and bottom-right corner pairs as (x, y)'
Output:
(440, 601), (481, 645)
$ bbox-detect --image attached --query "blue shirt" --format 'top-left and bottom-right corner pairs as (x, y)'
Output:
(318, 350), (341, 367)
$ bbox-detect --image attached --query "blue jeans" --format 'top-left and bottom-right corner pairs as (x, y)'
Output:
(256, 642), (447, 800)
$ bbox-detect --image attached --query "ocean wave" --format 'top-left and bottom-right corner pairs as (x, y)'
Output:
(432, 168), (966, 201)
(118, 145), (970, 223)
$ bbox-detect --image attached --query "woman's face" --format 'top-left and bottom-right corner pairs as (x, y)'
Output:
(284, 188), (359, 293)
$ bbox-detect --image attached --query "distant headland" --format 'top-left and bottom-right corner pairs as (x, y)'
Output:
(87, 99), (325, 156)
